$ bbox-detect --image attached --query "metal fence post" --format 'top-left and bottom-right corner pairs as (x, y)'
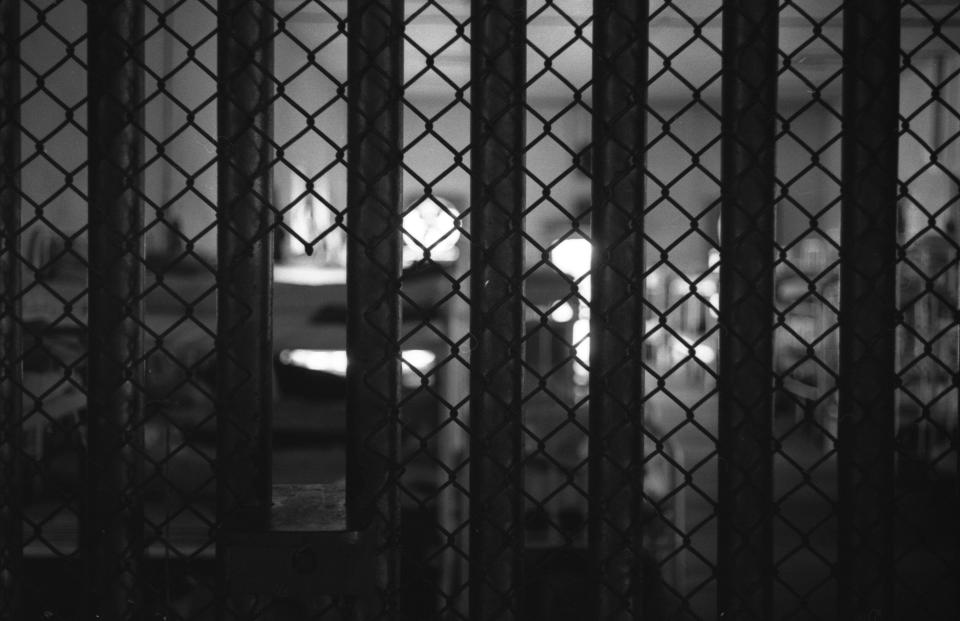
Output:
(589, 1), (649, 618)
(469, 0), (527, 618)
(0, 0), (22, 617)
(85, 1), (146, 617)
(346, 0), (403, 616)
(216, 0), (275, 616)
(718, 1), (779, 619)
(838, 1), (900, 618)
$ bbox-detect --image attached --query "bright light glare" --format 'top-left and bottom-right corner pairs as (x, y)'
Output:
(274, 264), (346, 286)
(401, 349), (437, 374)
(549, 237), (592, 279)
(698, 278), (717, 297)
(403, 197), (461, 263)
(646, 270), (661, 290)
(696, 344), (716, 364)
(708, 248), (720, 267)
(279, 348), (437, 379)
(572, 318), (590, 384)
(669, 339), (716, 365)
(549, 302), (575, 323)
(279, 349), (348, 375)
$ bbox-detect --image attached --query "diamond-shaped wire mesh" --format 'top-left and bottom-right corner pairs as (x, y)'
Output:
(771, 2), (843, 618)
(11, 1), (91, 615)
(1, 1), (959, 619)
(895, 2), (960, 618)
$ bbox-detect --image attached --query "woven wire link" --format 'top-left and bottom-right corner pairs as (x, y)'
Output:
(3, 1), (960, 619)
(641, 3), (724, 618)
(398, 2), (472, 618)
(895, 1), (960, 617)
(141, 2), (221, 616)
(14, 1), (91, 616)
(770, 1), (843, 619)
(11, 0), (224, 617)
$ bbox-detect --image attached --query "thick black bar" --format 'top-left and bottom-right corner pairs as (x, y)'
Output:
(216, 1), (274, 617)
(216, 0), (274, 532)
(346, 0), (403, 616)
(717, 1), (778, 619)
(838, 1), (900, 618)
(85, 2), (145, 618)
(469, 1), (526, 619)
(589, 1), (649, 618)
(0, 1), (21, 618)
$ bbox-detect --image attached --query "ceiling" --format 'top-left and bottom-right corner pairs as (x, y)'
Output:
(279, 0), (960, 103)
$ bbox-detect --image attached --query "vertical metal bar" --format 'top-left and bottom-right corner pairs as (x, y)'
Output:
(346, 0), (403, 616)
(216, 3), (274, 617)
(838, 1), (900, 618)
(469, 1), (526, 619)
(0, 1), (21, 618)
(589, 1), (648, 618)
(85, 2), (145, 618)
(718, 1), (778, 619)
(216, 3), (275, 620)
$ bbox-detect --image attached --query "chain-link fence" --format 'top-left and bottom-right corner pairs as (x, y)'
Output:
(1, 0), (958, 619)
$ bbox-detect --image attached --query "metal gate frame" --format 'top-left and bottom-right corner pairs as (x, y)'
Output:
(0, 0), (939, 619)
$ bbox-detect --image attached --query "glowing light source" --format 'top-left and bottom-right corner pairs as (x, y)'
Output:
(549, 301), (575, 323)
(400, 349), (437, 375)
(707, 248), (720, 268)
(278, 348), (437, 385)
(669, 338), (716, 365)
(549, 236), (593, 279)
(278, 349), (348, 375)
(402, 197), (461, 264)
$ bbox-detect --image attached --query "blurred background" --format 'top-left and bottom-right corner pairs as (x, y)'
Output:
(9, 0), (960, 619)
